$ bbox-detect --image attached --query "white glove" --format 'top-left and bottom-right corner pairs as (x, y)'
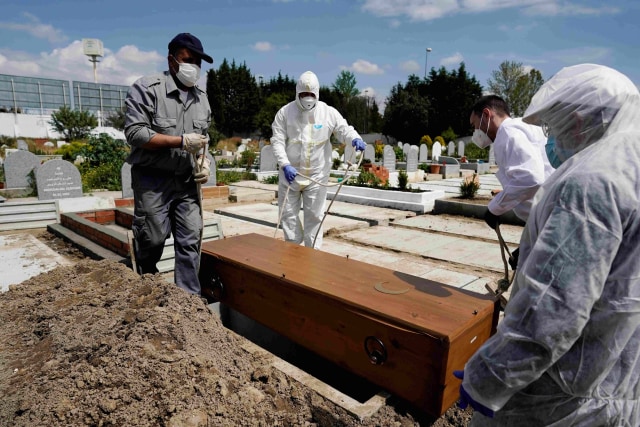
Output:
(182, 133), (209, 154)
(194, 156), (211, 184)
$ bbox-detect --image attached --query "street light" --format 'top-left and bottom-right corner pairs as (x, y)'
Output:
(424, 47), (432, 79)
(364, 89), (369, 134)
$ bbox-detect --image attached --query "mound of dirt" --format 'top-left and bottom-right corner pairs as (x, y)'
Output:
(0, 259), (472, 426)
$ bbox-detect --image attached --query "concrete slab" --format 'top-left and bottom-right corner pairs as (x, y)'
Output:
(412, 174), (503, 196)
(335, 226), (506, 273)
(0, 233), (73, 291)
(392, 214), (523, 245)
(214, 202), (370, 234)
(56, 196), (116, 215)
(321, 200), (416, 226)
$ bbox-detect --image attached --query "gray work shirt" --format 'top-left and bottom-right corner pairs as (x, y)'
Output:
(124, 71), (211, 175)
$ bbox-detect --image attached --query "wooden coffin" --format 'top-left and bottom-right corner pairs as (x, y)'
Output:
(199, 233), (499, 417)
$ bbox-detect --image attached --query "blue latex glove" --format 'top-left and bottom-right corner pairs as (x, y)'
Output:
(352, 138), (366, 152)
(453, 370), (494, 418)
(283, 165), (297, 184)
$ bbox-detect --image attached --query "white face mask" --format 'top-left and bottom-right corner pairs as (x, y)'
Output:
(471, 112), (492, 148)
(174, 61), (201, 88)
(299, 95), (316, 110)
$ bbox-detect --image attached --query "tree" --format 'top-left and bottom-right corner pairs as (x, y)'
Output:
(382, 81), (430, 144)
(425, 63), (483, 138)
(104, 108), (126, 130)
(487, 61), (544, 117)
(332, 70), (360, 100)
(206, 59), (261, 136)
(254, 93), (290, 139)
(49, 106), (98, 141)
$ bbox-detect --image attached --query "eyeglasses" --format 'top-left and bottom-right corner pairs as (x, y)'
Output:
(541, 123), (550, 137)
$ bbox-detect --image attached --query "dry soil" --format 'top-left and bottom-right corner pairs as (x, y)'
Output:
(0, 231), (473, 426)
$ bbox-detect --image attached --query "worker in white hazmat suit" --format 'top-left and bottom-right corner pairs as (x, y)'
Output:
(470, 95), (554, 269)
(455, 64), (640, 426)
(271, 71), (364, 249)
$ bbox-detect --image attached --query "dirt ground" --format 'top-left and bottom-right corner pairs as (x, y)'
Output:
(0, 231), (473, 426)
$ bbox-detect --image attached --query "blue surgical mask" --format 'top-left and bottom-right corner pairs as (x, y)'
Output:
(545, 136), (563, 169)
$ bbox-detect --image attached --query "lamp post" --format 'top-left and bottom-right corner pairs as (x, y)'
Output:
(424, 47), (432, 79)
(364, 89), (369, 134)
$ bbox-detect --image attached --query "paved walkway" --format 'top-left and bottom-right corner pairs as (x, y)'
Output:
(1, 175), (519, 298)
(214, 176), (520, 297)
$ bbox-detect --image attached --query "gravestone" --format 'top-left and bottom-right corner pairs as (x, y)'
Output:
(383, 145), (396, 172)
(203, 151), (217, 187)
(121, 162), (133, 199)
(364, 144), (375, 164)
(344, 141), (356, 164)
(331, 150), (339, 160)
(447, 141), (455, 156)
(432, 142), (442, 162)
(35, 159), (83, 200)
(3, 150), (40, 188)
(259, 145), (277, 172)
(258, 140), (265, 152)
(397, 141), (403, 148)
(419, 144), (428, 163)
(439, 155), (461, 179)
(458, 141), (465, 157)
(17, 139), (28, 151)
(407, 146), (419, 172)
(403, 143), (410, 158)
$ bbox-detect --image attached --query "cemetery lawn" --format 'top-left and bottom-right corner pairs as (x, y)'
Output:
(0, 232), (473, 427)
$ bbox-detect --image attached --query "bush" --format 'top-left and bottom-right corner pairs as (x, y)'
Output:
(355, 171), (381, 187)
(240, 150), (257, 171)
(216, 170), (256, 185)
(460, 173), (481, 198)
(398, 169), (408, 190)
(80, 161), (123, 192)
(419, 135), (433, 148)
(374, 143), (384, 161)
(263, 174), (279, 184)
(462, 143), (490, 161)
(332, 157), (342, 169)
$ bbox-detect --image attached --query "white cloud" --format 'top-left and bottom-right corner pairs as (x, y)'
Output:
(0, 12), (67, 44)
(252, 41), (275, 52)
(400, 60), (420, 73)
(550, 46), (610, 64)
(361, 0), (619, 21)
(0, 40), (165, 87)
(343, 59), (385, 75)
(441, 52), (464, 68)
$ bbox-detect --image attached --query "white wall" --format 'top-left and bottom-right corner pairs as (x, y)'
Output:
(0, 113), (63, 139)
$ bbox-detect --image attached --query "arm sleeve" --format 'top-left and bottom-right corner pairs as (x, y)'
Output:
(271, 107), (290, 168)
(463, 182), (621, 411)
(329, 107), (361, 144)
(489, 131), (546, 216)
(124, 79), (157, 148)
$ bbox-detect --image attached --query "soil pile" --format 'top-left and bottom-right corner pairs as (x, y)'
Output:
(0, 258), (472, 426)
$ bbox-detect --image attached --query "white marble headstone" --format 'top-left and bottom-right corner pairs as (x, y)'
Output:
(383, 145), (396, 172)
(419, 144), (428, 163)
(432, 142), (442, 162)
(407, 145), (419, 172)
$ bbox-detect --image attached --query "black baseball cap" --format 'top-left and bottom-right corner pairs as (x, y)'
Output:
(168, 33), (213, 64)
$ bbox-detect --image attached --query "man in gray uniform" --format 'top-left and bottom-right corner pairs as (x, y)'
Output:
(124, 32), (212, 294)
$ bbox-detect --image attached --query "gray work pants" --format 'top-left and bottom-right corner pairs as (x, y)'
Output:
(131, 166), (202, 294)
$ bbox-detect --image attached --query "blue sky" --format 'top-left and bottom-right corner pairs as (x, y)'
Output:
(0, 0), (638, 112)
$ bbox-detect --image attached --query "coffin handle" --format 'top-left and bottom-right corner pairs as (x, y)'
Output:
(364, 336), (388, 365)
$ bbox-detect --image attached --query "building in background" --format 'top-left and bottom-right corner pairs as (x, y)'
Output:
(0, 73), (129, 139)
